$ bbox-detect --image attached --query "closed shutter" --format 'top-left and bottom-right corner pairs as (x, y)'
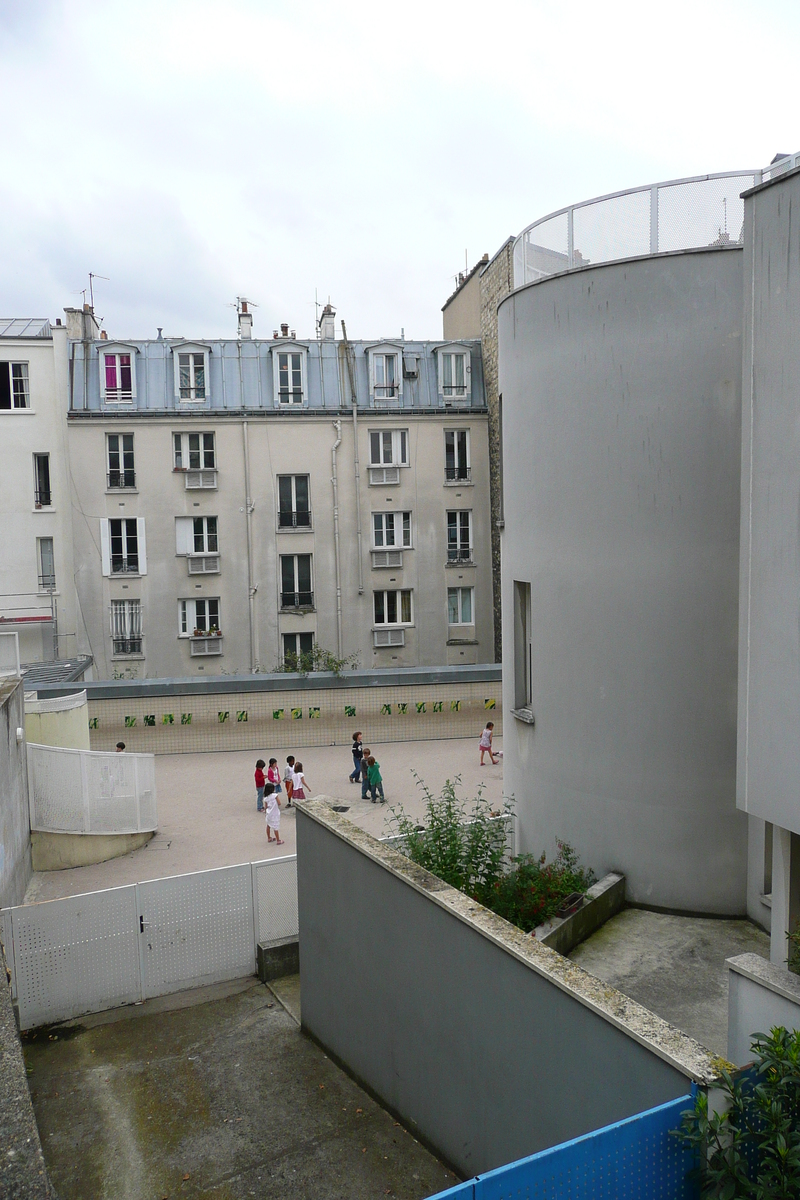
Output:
(175, 517), (194, 555)
(137, 518), (147, 575)
(100, 519), (111, 576)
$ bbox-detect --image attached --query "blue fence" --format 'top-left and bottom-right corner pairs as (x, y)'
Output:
(427, 1092), (697, 1200)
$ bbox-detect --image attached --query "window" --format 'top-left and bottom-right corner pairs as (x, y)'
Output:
(373, 589), (412, 625)
(33, 454), (51, 507)
(373, 511), (411, 548)
(373, 353), (398, 400)
(445, 429), (470, 482)
(447, 511), (472, 561)
(280, 554), (313, 608)
(193, 516), (217, 553)
(179, 597), (220, 635)
(103, 353), (133, 402)
(100, 518), (147, 576)
(283, 632), (314, 668)
(514, 581), (532, 710)
(278, 475), (311, 528)
(111, 599), (142, 655)
(277, 352), (303, 404)
(173, 432), (216, 469)
(38, 537), (55, 589)
(447, 586), (473, 625)
(107, 433), (135, 488)
(0, 362), (29, 408)
(369, 430), (408, 467)
(178, 352), (206, 400)
(440, 351), (468, 398)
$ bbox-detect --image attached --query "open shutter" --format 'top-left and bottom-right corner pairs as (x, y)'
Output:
(100, 519), (110, 576)
(175, 517), (193, 555)
(137, 518), (147, 575)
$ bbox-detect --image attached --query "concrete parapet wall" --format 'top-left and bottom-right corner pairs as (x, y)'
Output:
(24, 690), (90, 750)
(0, 679), (31, 911)
(30, 829), (154, 871)
(727, 952), (800, 1065)
(34, 666), (501, 754)
(295, 798), (719, 1178)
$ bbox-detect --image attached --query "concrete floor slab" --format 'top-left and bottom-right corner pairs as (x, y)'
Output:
(24, 736), (503, 903)
(24, 979), (457, 1200)
(569, 908), (770, 1057)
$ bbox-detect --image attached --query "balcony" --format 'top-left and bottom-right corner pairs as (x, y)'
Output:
(107, 470), (136, 489)
(187, 554), (220, 575)
(112, 638), (142, 655)
(183, 468), (217, 490)
(280, 591), (314, 611)
(189, 634), (223, 656)
(278, 510), (312, 530)
(111, 559), (139, 575)
(447, 548), (473, 565)
(444, 467), (471, 484)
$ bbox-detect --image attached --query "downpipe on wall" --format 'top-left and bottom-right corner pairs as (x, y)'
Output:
(242, 420), (258, 672)
(331, 421), (343, 657)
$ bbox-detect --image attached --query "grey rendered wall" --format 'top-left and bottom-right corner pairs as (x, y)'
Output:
(738, 167), (800, 837)
(0, 680), (31, 910)
(727, 954), (800, 1066)
(296, 804), (706, 1179)
(498, 248), (747, 913)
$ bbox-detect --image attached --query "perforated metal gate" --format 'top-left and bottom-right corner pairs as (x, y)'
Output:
(1, 855), (298, 1028)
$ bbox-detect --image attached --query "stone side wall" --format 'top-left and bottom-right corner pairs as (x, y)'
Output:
(480, 238), (515, 662)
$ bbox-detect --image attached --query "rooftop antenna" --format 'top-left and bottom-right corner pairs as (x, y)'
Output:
(722, 197), (728, 235)
(88, 272), (109, 310)
(314, 288), (321, 336)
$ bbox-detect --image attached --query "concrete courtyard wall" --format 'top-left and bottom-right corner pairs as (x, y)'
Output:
(0, 679), (31, 910)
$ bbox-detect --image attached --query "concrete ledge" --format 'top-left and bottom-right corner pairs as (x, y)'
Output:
(727, 952), (800, 1065)
(257, 938), (300, 982)
(536, 872), (626, 956)
(31, 828), (154, 871)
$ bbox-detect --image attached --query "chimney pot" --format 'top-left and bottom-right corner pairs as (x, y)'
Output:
(241, 300), (248, 313)
(100, 330), (108, 340)
(281, 322), (289, 337)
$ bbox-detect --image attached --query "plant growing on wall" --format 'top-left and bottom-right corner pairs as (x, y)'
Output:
(273, 645), (360, 678)
(674, 1026), (800, 1198)
(787, 921), (800, 976)
(489, 843), (596, 933)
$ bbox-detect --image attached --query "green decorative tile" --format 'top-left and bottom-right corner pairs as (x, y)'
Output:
(309, 707), (320, 719)
(415, 702), (426, 714)
(484, 697), (496, 710)
(273, 709), (284, 720)
(181, 713), (192, 725)
(397, 703), (408, 715)
(450, 700), (461, 712)
(237, 710), (248, 722)
(124, 716), (136, 728)
(218, 711), (229, 723)
(88, 717), (98, 730)
(344, 704), (356, 717)
(162, 713), (174, 725)
(381, 703), (391, 716)
(291, 708), (303, 720)
(433, 701), (443, 713)
(143, 714), (155, 727)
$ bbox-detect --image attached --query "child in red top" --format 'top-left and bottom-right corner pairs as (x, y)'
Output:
(255, 759), (266, 812)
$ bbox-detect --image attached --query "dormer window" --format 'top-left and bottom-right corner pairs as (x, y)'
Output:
(100, 344), (137, 404)
(271, 344), (307, 407)
(172, 343), (211, 404)
(367, 343), (404, 406)
(436, 344), (471, 404)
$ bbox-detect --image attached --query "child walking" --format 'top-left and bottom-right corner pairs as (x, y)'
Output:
(349, 732), (363, 783)
(265, 783), (284, 845)
(283, 755), (295, 806)
(479, 721), (498, 766)
(360, 748), (371, 800)
(291, 761), (309, 801)
(254, 759), (266, 811)
(366, 755), (385, 803)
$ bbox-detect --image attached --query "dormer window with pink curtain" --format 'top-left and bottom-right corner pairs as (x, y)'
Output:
(104, 352), (133, 402)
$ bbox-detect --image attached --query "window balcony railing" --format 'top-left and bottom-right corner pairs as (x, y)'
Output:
(111, 558), (139, 575)
(444, 466), (471, 483)
(278, 509), (312, 529)
(447, 548), (473, 563)
(107, 470), (136, 489)
(103, 389), (133, 404)
(38, 574), (56, 590)
(280, 591), (314, 610)
(34, 488), (52, 508)
(113, 638), (142, 655)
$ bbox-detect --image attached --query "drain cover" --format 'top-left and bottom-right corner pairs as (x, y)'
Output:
(331, 805), (350, 813)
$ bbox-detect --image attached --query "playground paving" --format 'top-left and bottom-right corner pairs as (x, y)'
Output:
(23, 735), (504, 903)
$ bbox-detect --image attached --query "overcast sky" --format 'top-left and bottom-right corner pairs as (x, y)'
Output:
(0, 0), (798, 341)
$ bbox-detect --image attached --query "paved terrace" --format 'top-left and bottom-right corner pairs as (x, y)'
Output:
(24, 735), (504, 902)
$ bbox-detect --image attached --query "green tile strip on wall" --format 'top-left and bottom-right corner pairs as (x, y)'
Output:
(433, 701), (443, 713)
(89, 717), (98, 729)
(273, 709), (284, 720)
(397, 703), (407, 714)
(309, 707), (320, 718)
(181, 713), (192, 724)
(237, 710), (248, 722)
(344, 705), (356, 717)
(144, 715), (155, 726)
(125, 716), (136, 727)
(162, 714), (174, 724)
(219, 711), (229, 723)
(291, 708), (302, 719)
(416, 702), (426, 713)
(450, 700), (460, 712)
(381, 704), (391, 715)
(485, 698), (496, 710)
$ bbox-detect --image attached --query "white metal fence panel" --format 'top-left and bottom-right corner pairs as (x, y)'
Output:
(27, 743), (157, 834)
(7, 886), (141, 1029)
(138, 864), (255, 999)
(252, 856), (298, 946)
(1, 908), (15, 994)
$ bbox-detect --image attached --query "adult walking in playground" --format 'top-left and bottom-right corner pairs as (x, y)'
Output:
(349, 732), (363, 784)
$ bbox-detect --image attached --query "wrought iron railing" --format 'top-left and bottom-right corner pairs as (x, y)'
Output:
(107, 470), (136, 489)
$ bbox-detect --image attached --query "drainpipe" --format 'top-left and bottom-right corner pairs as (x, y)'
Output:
(331, 420), (343, 657)
(242, 420), (258, 671)
(341, 321), (364, 595)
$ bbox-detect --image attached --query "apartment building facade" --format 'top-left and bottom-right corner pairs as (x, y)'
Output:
(65, 308), (491, 678)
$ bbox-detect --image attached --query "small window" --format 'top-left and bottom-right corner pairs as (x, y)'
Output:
(179, 597), (220, 635)
(373, 511), (411, 548)
(440, 351), (468, 398)
(280, 554), (313, 608)
(277, 475), (311, 527)
(514, 581), (532, 709)
(369, 429), (408, 467)
(0, 362), (29, 408)
(178, 352), (206, 400)
(373, 589), (413, 625)
(103, 353), (133, 402)
(193, 516), (218, 553)
(173, 432), (216, 469)
(447, 586), (473, 626)
(107, 433), (135, 488)
(374, 352), (398, 400)
(447, 511), (472, 561)
(278, 352), (304, 404)
(283, 632), (314, 669)
(38, 537), (55, 589)
(444, 429), (470, 482)
(33, 454), (51, 507)
(111, 599), (142, 655)
(109, 518), (139, 574)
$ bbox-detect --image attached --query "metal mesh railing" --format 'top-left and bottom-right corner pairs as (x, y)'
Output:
(27, 743), (158, 834)
(510, 159), (800, 288)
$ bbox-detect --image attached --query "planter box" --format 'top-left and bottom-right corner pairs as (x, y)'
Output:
(535, 872), (626, 957)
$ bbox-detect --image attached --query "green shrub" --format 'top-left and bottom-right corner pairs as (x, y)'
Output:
(488, 842), (596, 933)
(674, 1026), (800, 1198)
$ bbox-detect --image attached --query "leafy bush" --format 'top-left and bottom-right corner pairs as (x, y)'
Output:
(273, 645), (359, 677)
(387, 777), (594, 932)
(488, 842), (596, 933)
(674, 1026), (800, 1198)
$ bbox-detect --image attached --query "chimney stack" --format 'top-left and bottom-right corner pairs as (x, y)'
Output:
(280, 322), (289, 338)
(238, 298), (253, 339)
(319, 302), (336, 341)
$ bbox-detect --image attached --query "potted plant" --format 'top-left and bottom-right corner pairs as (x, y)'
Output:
(192, 627), (201, 637)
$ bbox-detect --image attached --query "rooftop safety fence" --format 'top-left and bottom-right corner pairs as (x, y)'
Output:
(26, 742), (157, 835)
(512, 152), (800, 289)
